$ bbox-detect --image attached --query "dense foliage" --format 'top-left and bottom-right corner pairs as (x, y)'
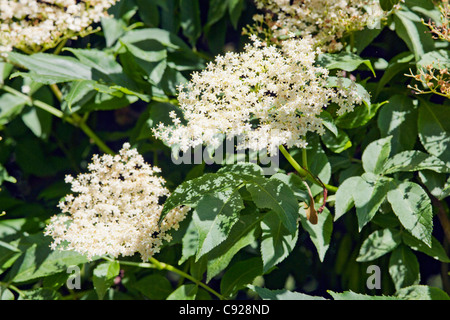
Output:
(0, 0), (449, 301)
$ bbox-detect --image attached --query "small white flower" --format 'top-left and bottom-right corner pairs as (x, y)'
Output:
(252, 0), (391, 52)
(20, 85), (30, 94)
(0, 0), (119, 53)
(45, 143), (189, 261)
(153, 37), (363, 155)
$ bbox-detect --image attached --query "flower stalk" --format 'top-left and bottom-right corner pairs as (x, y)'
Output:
(103, 257), (226, 300)
(279, 144), (338, 193)
(0, 84), (114, 155)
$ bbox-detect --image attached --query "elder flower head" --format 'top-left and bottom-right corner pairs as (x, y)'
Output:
(0, 0), (119, 54)
(44, 143), (189, 261)
(251, 0), (393, 52)
(153, 36), (364, 156)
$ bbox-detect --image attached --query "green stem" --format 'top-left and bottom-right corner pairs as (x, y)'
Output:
(350, 32), (355, 53)
(1, 84), (114, 155)
(151, 95), (178, 105)
(279, 145), (338, 193)
(53, 38), (68, 55)
(75, 114), (115, 155)
(1, 84), (69, 121)
(176, 262), (190, 288)
(48, 83), (114, 155)
(148, 257), (225, 300)
(49, 83), (63, 102)
(302, 147), (308, 170)
(0, 281), (24, 298)
(103, 257), (225, 300)
(279, 145), (309, 178)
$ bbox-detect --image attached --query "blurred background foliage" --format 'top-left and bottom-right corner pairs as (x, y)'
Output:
(0, 0), (449, 300)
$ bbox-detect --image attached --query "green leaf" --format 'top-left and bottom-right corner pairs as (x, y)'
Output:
(21, 85), (53, 139)
(64, 48), (143, 96)
(260, 211), (299, 272)
(0, 284), (14, 300)
(92, 260), (120, 300)
(377, 95), (418, 154)
(0, 93), (28, 126)
(304, 140), (332, 196)
(380, 0), (401, 11)
(319, 110), (338, 137)
(418, 100), (450, 166)
(180, 0), (202, 46)
(161, 172), (243, 222)
(64, 48), (123, 76)
(118, 28), (190, 51)
(382, 150), (450, 175)
(321, 126), (352, 153)
(206, 213), (263, 282)
(353, 28), (383, 55)
(362, 136), (392, 174)
(335, 101), (385, 130)
(389, 244), (420, 291)
(179, 220), (199, 264)
(0, 218), (37, 240)
(64, 80), (96, 110)
(394, 9), (435, 61)
(418, 171), (450, 201)
(136, 0), (160, 27)
(247, 177), (299, 234)
(190, 255), (207, 281)
(0, 239), (22, 274)
(109, 0), (138, 24)
(248, 286), (327, 300)
(317, 52), (376, 77)
(220, 257), (263, 298)
(19, 288), (62, 300)
(0, 62), (13, 84)
(299, 206), (333, 262)
(269, 173), (309, 203)
(328, 77), (371, 110)
(402, 232), (450, 263)
(42, 271), (69, 291)
(353, 173), (394, 231)
(134, 102), (182, 141)
(21, 105), (52, 140)
(167, 284), (197, 300)
(334, 234), (353, 275)
(328, 290), (401, 300)
(9, 233), (90, 283)
(101, 16), (127, 47)
(120, 46), (166, 88)
(80, 89), (141, 112)
(374, 52), (414, 99)
(334, 176), (360, 221)
(228, 0), (244, 29)
(0, 164), (17, 185)
(8, 52), (92, 84)
(217, 162), (264, 179)
(417, 50), (450, 71)
(387, 181), (433, 247)
(206, 0), (229, 29)
(120, 39), (167, 62)
(395, 285), (450, 300)
(193, 187), (244, 259)
(132, 274), (173, 299)
(356, 228), (401, 262)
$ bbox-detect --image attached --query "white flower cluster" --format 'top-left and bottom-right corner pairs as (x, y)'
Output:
(153, 36), (363, 156)
(252, 0), (388, 52)
(0, 0), (118, 53)
(44, 143), (189, 261)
